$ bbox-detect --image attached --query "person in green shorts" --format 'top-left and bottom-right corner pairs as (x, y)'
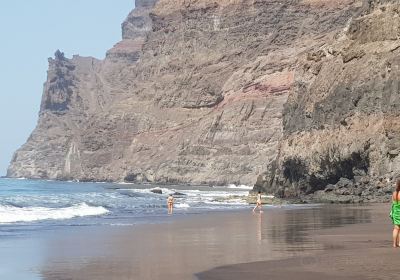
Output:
(391, 180), (400, 247)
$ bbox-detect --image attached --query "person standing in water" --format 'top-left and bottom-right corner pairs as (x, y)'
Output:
(253, 191), (263, 213)
(391, 180), (400, 247)
(167, 194), (174, 214)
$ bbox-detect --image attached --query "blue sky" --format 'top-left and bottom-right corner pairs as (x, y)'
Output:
(0, 1), (133, 176)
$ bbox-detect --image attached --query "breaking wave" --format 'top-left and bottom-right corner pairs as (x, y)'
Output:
(226, 184), (253, 190)
(0, 203), (109, 224)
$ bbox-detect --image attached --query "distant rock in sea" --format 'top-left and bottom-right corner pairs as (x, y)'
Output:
(150, 189), (163, 194)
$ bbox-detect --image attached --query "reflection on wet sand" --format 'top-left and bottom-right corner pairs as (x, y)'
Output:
(197, 205), (391, 280)
(40, 205), (371, 280)
(256, 212), (262, 242)
(268, 206), (372, 251)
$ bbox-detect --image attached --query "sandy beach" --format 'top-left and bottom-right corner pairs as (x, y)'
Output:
(198, 204), (395, 280)
(7, 203), (385, 280)
(1, 202), (395, 279)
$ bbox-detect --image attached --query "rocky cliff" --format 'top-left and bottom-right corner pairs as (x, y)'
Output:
(8, 0), (366, 186)
(255, 0), (400, 202)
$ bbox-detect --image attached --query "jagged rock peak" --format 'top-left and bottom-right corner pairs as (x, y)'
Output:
(136, 0), (158, 8)
(54, 49), (66, 61)
(40, 51), (76, 114)
(122, 0), (158, 40)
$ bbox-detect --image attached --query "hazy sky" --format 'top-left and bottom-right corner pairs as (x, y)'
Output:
(0, 1), (133, 176)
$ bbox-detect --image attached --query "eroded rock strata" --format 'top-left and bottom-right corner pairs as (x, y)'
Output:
(9, 0), (379, 191)
(255, 0), (400, 202)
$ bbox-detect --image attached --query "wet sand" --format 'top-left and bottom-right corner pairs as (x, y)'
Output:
(198, 204), (395, 280)
(0, 204), (384, 279)
(31, 204), (393, 280)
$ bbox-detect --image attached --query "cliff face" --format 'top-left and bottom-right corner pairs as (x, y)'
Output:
(8, 0), (363, 185)
(255, 0), (400, 202)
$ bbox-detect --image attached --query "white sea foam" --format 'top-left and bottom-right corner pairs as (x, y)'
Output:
(123, 187), (175, 195)
(175, 203), (190, 208)
(0, 203), (109, 224)
(121, 187), (250, 208)
(184, 190), (249, 197)
(204, 199), (247, 205)
(226, 184), (253, 190)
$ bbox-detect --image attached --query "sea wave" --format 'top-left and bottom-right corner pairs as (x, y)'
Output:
(119, 187), (250, 207)
(226, 184), (253, 190)
(175, 203), (190, 208)
(0, 203), (109, 224)
(203, 199), (248, 205)
(116, 182), (135, 185)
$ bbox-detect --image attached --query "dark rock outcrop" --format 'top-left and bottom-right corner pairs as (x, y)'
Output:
(255, 0), (400, 202)
(150, 188), (163, 194)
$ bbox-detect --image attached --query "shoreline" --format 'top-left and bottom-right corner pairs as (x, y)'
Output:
(0, 179), (394, 279)
(8, 204), (382, 280)
(0, 197), (391, 280)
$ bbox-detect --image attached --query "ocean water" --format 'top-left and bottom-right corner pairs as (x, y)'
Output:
(0, 178), (253, 233)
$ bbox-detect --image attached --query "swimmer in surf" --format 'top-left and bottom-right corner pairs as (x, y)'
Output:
(167, 194), (174, 214)
(253, 191), (263, 213)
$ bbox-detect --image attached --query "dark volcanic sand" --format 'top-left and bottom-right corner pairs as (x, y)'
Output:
(197, 204), (395, 280)
(22, 204), (392, 280)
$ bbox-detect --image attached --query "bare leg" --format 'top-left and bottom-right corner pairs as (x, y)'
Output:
(253, 204), (258, 212)
(397, 226), (400, 246)
(393, 226), (399, 247)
